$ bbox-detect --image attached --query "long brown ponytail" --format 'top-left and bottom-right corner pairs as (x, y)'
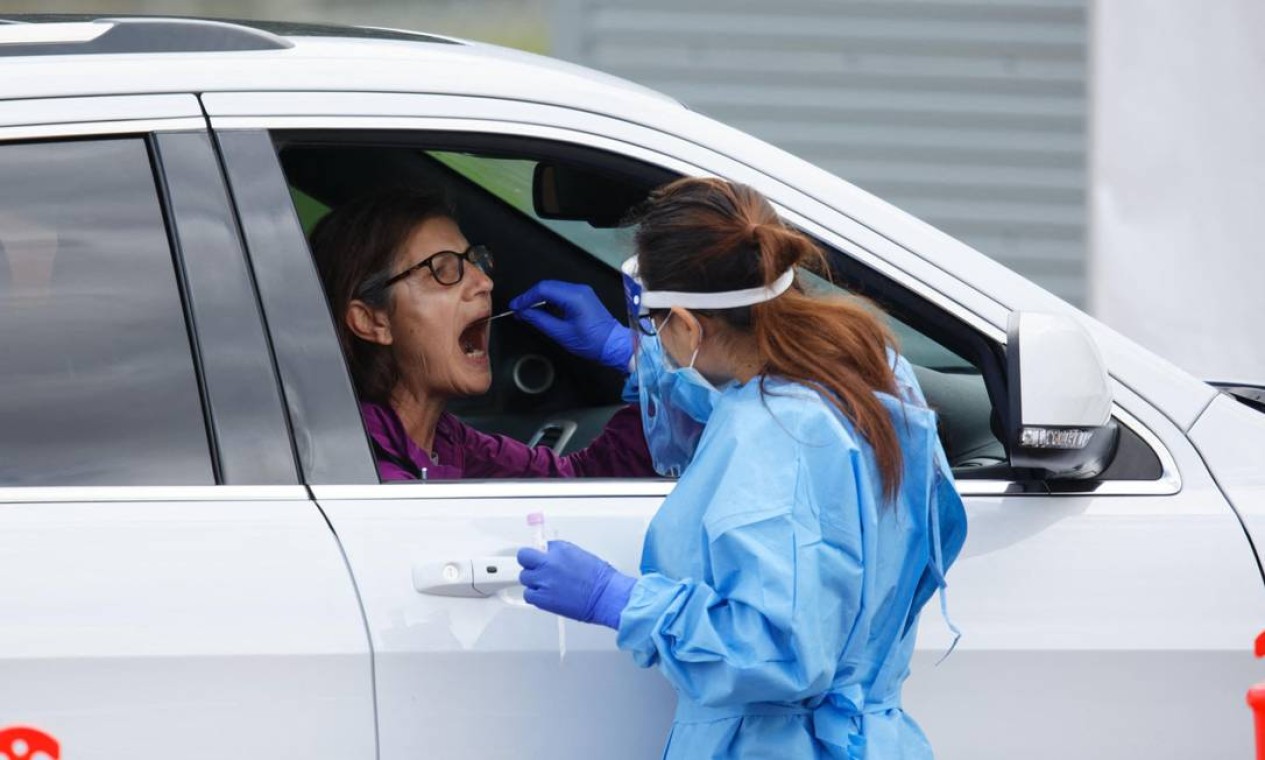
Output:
(633, 177), (904, 502)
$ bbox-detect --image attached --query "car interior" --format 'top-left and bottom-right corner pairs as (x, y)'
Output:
(274, 130), (1018, 480)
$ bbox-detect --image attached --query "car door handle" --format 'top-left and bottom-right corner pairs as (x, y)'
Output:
(413, 556), (520, 597)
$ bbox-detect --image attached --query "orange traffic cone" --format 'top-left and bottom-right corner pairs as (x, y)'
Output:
(1248, 631), (1265, 760)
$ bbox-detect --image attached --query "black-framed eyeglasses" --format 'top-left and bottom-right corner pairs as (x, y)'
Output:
(360, 244), (493, 297)
(634, 310), (670, 337)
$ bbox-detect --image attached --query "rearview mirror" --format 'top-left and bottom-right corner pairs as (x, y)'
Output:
(532, 162), (648, 227)
(1007, 311), (1119, 479)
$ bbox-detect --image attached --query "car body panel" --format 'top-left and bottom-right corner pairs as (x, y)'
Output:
(314, 485), (675, 758)
(0, 92), (202, 128)
(1191, 393), (1265, 585)
(908, 381), (1261, 757)
(0, 100), (376, 757)
(0, 492), (376, 759)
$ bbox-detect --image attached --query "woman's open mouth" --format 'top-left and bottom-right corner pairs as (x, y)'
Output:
(458, 315), (490, 360)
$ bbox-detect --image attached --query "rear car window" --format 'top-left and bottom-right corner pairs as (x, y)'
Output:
(0, 138), (213, 486)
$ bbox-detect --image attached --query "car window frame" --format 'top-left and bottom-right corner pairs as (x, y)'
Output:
(203, 97), (1178, 498)
(0, 95), (303, 499)
(152, 129), (300, 485)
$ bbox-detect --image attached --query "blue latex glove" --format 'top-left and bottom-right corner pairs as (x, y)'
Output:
(517, 540), (636, 630)
(509, 280), (634, 371)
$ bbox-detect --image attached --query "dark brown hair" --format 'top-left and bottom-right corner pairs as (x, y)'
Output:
(309, 187), (456, 403)
(633, 177), (904, 502)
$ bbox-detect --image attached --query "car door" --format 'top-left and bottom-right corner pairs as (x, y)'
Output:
(206, 91), (1264, 759)
(0, 96), (374, 759)
(212, 123), (677, 760)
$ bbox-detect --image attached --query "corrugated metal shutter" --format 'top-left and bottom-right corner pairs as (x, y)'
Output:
(553, 0), (1087, 305)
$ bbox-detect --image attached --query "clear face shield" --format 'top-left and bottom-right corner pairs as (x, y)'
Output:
(622, 259), (695, 477)
(621, 256), (796, 477)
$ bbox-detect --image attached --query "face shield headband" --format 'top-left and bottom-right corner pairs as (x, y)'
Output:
(619, 256), (796, 319)
(621, 256), (795, 477)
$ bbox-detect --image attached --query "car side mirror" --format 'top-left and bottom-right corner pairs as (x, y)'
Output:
(1006, 311), (1119, 479)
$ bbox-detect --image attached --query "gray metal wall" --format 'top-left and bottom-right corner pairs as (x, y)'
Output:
(553, 0), (1088, 305)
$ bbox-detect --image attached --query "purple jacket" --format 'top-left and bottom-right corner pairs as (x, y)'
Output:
(361, 402), (656, 481)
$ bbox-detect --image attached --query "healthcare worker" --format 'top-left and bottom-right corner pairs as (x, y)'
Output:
(517, 177), (967, 759)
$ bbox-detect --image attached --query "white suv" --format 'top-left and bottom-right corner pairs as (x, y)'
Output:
(1, 15), (1263, 760)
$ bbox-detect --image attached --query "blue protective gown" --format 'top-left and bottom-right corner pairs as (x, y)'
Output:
(616, 363), (967, 759)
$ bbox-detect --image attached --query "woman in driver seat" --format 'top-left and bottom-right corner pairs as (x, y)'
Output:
(311, 187), (654, 481)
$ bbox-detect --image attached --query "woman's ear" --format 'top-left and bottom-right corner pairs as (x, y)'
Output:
(346, 299), (393, 346)
(668, 306), (704, 353)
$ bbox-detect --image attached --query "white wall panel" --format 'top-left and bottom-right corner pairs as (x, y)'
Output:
(1090, 0), (1265, 382)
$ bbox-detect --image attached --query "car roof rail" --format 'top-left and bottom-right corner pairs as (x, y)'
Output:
(0, 17), (292, 57)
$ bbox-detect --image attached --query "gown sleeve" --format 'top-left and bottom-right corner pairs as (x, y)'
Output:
(616, 393), (869, 707)
(907, 439), (968, 622)
(889, 349), (928, 406)
(888, 349), (968, 616)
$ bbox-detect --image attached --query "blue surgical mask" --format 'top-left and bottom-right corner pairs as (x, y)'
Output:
(635, 315), (731, 477)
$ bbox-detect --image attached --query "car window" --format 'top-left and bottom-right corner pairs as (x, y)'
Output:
(0, 138), (214, 486)
(274, 134), (1005, 479)
(800, 266), (1005, 470)
(797, 268), (976, 373)
(276, 139), (654, 480)
(290, 186), (331, 236)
